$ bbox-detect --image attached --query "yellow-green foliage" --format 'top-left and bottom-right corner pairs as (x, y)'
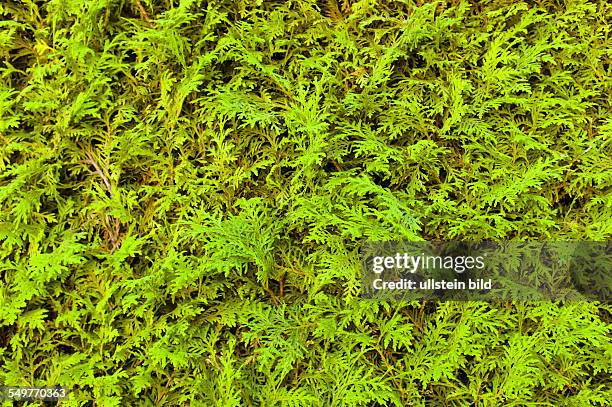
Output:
(0, 0), (610, 405)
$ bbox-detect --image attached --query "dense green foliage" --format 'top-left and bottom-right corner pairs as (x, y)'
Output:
(1, 0), (611, 405)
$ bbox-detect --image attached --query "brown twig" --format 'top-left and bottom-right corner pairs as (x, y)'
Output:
(78, 147), (122, 250)
(104, 215), (121, 250)
(134, 0), (151, 23)
(83, 152), (113, 197)
(279, 272), (286, 299)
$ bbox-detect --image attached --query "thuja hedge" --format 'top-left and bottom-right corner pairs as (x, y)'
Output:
(1, 0), (611, 405)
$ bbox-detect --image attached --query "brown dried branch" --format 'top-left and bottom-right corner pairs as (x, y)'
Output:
(104, 214), (121, 250)
(82, 152), (113, 197)
(134, 0), (151, 23)
(325, 0), (343, 22)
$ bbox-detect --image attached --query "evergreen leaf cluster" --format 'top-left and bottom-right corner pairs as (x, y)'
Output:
(1, 0), (610, 405)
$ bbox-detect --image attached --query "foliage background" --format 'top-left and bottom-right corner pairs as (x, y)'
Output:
(1, 0), (611, 405)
